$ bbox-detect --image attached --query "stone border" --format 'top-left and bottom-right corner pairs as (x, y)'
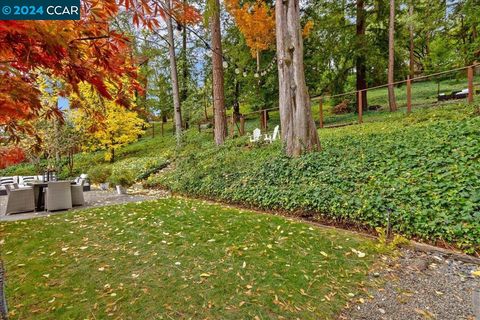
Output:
(409, 240), (480, 265)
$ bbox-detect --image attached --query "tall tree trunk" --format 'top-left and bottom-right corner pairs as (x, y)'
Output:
(181, 0), (189, 128)
(211, 0), (227, 145)
(387, 0), (397, 111)
(425, 31), (431, 59)
(165, 0), (183, 145)
(109, 148), (115, 163)
(409, 1), (415, 78)
(276, 0), (320, 157)
(356, 0), (368, 111)
(181, 0), (189, 103)
(233, 79), (240, 119)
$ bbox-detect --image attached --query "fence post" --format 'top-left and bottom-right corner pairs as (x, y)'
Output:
(240, 115), (245, 136)
(263, 110), (268, 131)
(358, 91), (363, 124)
(230, 113), (235, 138)
(319, 97), (324, 129)
(407, 76), (412, 114)
(468, 66), (474, 103)
(259, 110), (264, 131)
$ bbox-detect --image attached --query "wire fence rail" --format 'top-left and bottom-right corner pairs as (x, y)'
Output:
(151, 64), (479, 138)
(233, 63), (479, 134)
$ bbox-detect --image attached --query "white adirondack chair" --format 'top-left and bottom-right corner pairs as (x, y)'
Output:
(264, 125), (280, 143)
(249, 128), (262, 143)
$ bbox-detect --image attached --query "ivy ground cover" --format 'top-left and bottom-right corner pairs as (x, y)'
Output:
(0, 198), (377, 319)
(151, 103), (480, 254)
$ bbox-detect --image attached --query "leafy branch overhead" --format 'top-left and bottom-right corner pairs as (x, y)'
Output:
(0, 0), (200, 142)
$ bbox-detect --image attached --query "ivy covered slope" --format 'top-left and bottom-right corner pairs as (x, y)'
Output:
(149, 104), (480, 254)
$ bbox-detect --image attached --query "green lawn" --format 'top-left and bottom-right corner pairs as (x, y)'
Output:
(1, 198), (378, 319)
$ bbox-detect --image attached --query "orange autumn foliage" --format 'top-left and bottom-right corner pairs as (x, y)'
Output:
(0, 147), (25, 169)
(0, 0), (200, 141)
(225, 0), (276, 57)
(303, 20), (314, 38)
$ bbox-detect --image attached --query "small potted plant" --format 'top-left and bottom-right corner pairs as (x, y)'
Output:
(88, 165), (112, 191)
(108, 169), (135, 195)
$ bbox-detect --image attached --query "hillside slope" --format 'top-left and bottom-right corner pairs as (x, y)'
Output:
(147, 103), (480, 254)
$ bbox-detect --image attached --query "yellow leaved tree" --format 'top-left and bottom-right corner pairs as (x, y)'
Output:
(71, 83), (146, 162)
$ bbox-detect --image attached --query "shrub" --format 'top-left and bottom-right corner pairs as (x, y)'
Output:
(0, 162), (38, 176)
(333, 100), (351, 114)
(112, 157), (167, 180)
(108, 169), (135, 187)
(87, 165), (112, 184)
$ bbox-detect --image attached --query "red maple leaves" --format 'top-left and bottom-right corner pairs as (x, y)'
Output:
(0, 147), (25, 169)
(1, 0), (199, 141)
(0, 17), (136, 137)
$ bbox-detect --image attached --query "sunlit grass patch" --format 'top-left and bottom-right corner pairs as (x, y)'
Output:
(1, 197), (378, 319)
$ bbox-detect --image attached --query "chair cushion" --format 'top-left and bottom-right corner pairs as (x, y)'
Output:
(0, 177), (15, 185)
(19, 176), (36, 185)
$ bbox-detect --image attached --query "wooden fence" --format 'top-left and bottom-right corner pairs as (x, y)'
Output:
(228, 64), (479, 134)
(151, 64), (479, 138)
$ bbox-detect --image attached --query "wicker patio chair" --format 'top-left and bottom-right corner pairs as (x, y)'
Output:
(4, 184), (35, 215)
(71, 179), (85, 206)
(44, 182), (72, 212)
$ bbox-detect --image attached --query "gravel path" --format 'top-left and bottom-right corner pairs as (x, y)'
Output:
(340, 248), (480, 320)
(0, 188), (170, 222)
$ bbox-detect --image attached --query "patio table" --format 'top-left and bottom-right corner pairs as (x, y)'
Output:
(27, 181), (76, 212)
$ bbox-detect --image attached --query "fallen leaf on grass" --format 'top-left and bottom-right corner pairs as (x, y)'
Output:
(351, 248), (366, 258)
